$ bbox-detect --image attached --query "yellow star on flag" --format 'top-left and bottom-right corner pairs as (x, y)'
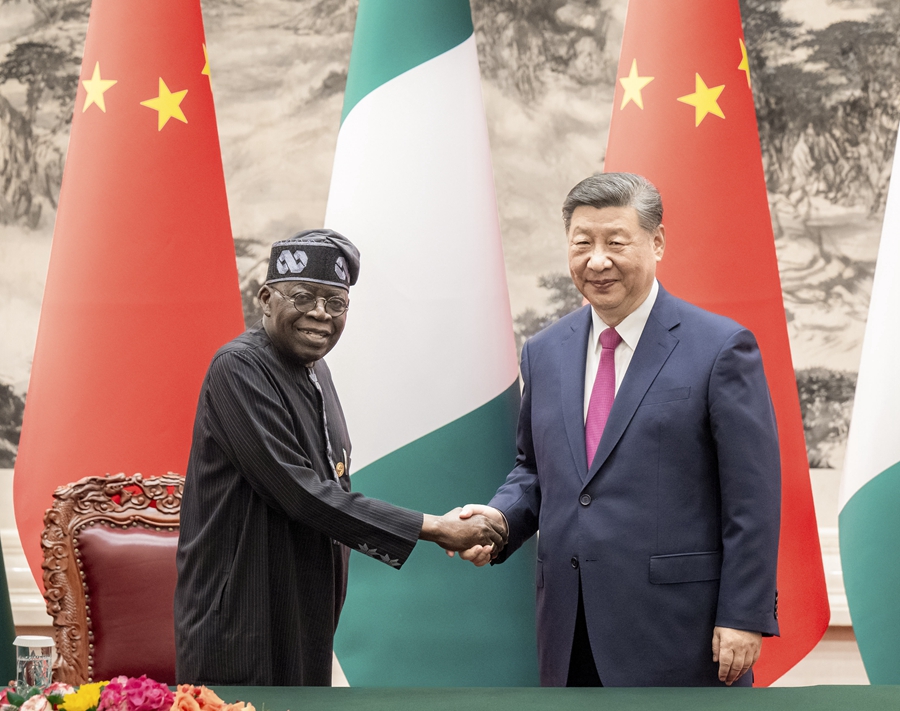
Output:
(738, 38), (751, 88)
(677, 73), (725, 127)
(82, 62), (117, 113)
(201, 44), (210, 76)
(140, 78), (188, 131)
(619, 58), (654, 110)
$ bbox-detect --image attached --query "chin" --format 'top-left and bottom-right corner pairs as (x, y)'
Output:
(587, 297), (615, 312)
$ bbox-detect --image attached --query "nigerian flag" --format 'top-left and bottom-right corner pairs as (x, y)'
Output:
(324, 0), (538, 687)
(839, 123), (900, 684)
(1, 548), (15, 684)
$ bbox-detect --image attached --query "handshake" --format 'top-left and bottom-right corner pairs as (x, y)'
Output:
(419, 504), (508, 566)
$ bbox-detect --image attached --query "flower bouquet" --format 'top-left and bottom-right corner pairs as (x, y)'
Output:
(1, 677), (254, 711)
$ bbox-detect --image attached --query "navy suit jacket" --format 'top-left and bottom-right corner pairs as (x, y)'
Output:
(490, 284), (780, 687)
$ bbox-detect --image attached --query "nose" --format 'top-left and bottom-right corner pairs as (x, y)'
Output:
(307, 298), (330, 319)
(586, 246), (613, 271)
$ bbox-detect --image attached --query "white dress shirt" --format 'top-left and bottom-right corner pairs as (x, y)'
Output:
(583, 279), (660, 422)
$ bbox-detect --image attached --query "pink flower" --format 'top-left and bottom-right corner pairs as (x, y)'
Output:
(44, 684), (76, 699)
(122, 676), (172, 711)
(98, 677), (172, 711)
(20, 696), (51, 711)
(97, 677), (128, 711)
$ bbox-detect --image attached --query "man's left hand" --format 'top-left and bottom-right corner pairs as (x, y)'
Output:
(712, 626), (762, 685)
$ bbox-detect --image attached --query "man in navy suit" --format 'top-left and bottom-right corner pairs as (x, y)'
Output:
(459, 173), (780, 687)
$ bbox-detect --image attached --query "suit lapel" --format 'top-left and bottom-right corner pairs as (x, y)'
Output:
(587, 287), (681, 480)
(560, 306), (592, 480)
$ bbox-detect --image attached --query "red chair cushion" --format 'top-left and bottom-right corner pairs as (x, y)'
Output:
(76, 525), (178, 683)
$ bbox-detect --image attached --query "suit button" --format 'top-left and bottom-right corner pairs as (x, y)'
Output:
(571, 557), (579, 569)
(579, 494), (591, 506)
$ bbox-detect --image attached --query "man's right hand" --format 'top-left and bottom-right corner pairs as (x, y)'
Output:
(449, 504), (508, 566)
(420, 507), (507, 554)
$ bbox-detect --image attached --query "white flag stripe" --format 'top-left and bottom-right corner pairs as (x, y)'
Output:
(839, 135), (900, 510)
(325, 35), (519, 471)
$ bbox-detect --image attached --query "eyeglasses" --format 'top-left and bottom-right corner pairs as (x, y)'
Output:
(271, 287), (349, 316)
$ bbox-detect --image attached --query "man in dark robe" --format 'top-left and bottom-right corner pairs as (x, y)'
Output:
(174, 230), (505, 686)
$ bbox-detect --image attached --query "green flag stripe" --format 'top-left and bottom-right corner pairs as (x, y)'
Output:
(839, 460), (900, 684)
(1, 548), (17, 683)
(335, 383), (539, 685)
(340, 0), (474, 124)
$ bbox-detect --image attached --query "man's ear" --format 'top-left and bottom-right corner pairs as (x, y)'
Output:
(258, 284), (273, 317)
(653, 224), (666, 261)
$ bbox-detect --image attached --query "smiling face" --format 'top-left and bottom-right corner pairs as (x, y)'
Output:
(258, 281), (349, 366)
(567, 204), (665, 327)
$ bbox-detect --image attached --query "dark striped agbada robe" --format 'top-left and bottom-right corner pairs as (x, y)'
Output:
(175, 326), (422, 686)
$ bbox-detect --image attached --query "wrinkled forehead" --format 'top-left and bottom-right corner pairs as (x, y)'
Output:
(276, 279), (349, 297)
(567, 204), (645, 236)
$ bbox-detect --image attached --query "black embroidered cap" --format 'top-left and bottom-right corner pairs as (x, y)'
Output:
(265, 229), (360, 289)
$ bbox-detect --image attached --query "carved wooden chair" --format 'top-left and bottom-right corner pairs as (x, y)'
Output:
(41, 473), (184, 685)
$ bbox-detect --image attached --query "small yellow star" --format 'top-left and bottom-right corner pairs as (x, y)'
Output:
(140, 78), (188, 131)
(201, 44), (210, 77)
(738, 38), (751, 88)
(618, 58), (654, 110)
(677, 73), (725, 127)
(82, 62), (117, 113)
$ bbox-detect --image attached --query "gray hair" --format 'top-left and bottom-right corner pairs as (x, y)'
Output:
(562, 173), (663, 233)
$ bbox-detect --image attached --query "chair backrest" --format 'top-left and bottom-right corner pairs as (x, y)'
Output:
(41, 473), (184, 685)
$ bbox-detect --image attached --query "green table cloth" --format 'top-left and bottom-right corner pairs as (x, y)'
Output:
(215, 685), (899, 711)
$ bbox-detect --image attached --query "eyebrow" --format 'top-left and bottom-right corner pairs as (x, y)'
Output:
(287, 287), (347, 299)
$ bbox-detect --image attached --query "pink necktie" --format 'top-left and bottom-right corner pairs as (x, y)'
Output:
(585, 327), (622, 465)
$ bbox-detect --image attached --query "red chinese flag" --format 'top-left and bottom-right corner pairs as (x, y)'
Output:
(14, 0), (244, 586)
(604, 0), (829, 685)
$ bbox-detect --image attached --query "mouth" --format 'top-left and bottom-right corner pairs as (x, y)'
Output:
(587, 278), (617, 291)
(296, 327), (331, 343)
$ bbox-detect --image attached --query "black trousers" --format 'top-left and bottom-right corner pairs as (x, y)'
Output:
(566, 578), (603, 687)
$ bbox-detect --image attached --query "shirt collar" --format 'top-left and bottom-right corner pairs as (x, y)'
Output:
(590, 279), (659, 354)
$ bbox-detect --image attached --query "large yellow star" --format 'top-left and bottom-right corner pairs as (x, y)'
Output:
(201, 44), (210, 77)
(140, 78), (188, 131)
(618, 58), (654, 110)
(677, 73), (725, 127)
(82, 62), (117, 113)
(738, 38), (751, 88)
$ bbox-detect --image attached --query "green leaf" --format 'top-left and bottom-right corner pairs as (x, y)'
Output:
(7, 692), (26, 705)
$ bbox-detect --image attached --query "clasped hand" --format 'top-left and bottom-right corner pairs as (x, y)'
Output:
(443, 504), (507, 566)
(421, 506), (508, 555)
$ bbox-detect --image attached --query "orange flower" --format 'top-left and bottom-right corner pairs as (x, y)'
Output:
(169, 687), (200, 711)
(193, 687), (224, 711)
(168, 686), (252, 711)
